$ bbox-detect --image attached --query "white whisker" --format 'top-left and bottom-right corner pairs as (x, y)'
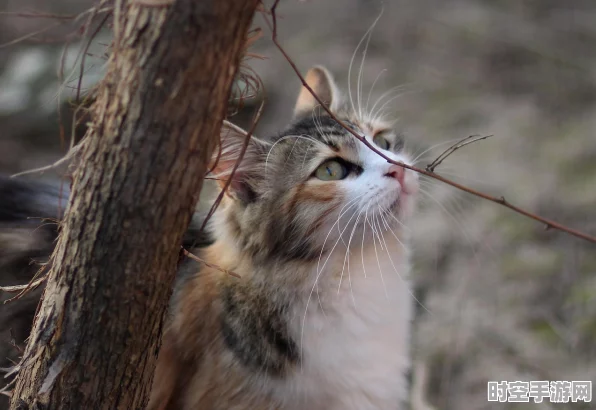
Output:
(368, 85), (411, 121)
(365, 68), (387, 116)
(338, 204), (368, 309)
(361, 201), (372, 279)
(266, 134), (323, 172)
(368, 204), (388, 299)
(301, 195), (366, 364)
(375, 208), (432, 314)
(347, 7), (383, 117)
(357, 10), (382, 119)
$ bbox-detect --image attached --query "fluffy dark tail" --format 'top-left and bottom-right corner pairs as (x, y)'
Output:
(0, 175), (213, 404)
(0, 176), (70, 407)
(0, 176), (70, 278)
(0, 174), (214, 275)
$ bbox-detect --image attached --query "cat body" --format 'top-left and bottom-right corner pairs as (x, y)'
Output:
(1, 67), (419, 410)
(150, 67), (419, 409)
(156, 231), (412, 409)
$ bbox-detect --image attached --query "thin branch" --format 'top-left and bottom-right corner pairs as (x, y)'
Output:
(10, 144), (82, 178)
(0, 11), (78, 20)
(0, 21), (64, 48)
(182, 249), (240, 278)
(426, 134), (494, 172)
(198, 100), (265, 235)
(0, 6), (110, 49)
(268, 0), (596, 244)
(0, 269), (49, 303)
(76, 11), (111, 103)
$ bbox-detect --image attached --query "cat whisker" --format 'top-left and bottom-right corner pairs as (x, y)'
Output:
(417, 187), (488, 265)
(336, 194), (367, 247)
(347, 7), (383, 117)
(338, 204), (368, 309)
(369, 89), (414, 124)
(361, 201), (372, 279)
(318, 199), (365, 279)
(318, 195), (364, 259)
(380, 205), (410, 232)
(357, 9), (382, 119)
(378, 210), (406, 251)
(365, 68), (387, 117)
(369, 210), (388, 299)
(315, 281), (327, 319)
(311, 106), (325, 139)
(265, 134), (323, 172)
(285, 134), (302, 165)
(368, 85), (411, 122)
(302, 195), (365, 361)
(376, 210), (432, 314)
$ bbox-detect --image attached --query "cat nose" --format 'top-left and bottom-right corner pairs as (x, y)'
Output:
(384, 164), (405, 186)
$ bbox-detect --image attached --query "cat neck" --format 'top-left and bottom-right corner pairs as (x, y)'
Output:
(204, 218), (411, 304)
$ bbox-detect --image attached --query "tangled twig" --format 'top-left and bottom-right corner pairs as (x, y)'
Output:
(182, 249), (240, 278)
(198, 100), (265, 235)
(268, 0), (596, 244)
(426, 134), (494, 172)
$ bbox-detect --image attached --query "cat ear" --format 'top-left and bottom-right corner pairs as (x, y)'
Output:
(293, 66), (340, 119)
(210, 121), (270, 203)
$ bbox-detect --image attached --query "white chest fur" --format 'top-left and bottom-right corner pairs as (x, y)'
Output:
(279, 235), (413, 410)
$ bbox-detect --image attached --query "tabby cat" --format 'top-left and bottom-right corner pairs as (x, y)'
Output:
(0, 66), (419, 409)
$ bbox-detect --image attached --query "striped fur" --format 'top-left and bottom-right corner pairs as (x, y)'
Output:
(150, 66), (419, 409)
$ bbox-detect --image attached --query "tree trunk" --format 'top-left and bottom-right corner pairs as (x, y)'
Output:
(9, 1), (259, 409)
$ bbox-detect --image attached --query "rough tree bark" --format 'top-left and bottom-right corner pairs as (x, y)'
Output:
(9, 0), (259, 409)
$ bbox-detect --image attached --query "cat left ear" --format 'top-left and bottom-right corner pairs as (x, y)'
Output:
(293, 66), (340, 119)
(210, 122), (270, 203)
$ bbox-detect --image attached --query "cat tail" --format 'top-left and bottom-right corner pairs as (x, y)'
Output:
(0, 174), (214, 275)
(0, 175), (69, 277)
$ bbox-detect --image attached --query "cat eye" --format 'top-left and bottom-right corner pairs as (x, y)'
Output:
(315, 160), (348, 181)
(373, 133), (391, 150)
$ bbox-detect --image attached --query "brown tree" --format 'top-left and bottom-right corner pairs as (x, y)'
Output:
(9, 0), (259, 408)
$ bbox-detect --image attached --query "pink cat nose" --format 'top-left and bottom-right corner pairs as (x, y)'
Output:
(384, 164), (406, 186)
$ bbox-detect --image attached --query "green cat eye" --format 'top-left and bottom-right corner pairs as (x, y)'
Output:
(373, 134), (390, 150)
(315, 160), (348, 181)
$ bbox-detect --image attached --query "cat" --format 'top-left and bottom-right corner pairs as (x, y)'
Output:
(0, 66), (419, 409)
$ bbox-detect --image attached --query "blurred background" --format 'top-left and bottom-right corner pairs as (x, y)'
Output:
(1, 0), (595, 409)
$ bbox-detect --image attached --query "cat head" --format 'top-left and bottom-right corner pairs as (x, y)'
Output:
(210, 66), (418, 264)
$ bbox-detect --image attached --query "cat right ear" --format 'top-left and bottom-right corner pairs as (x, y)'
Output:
(209, 122), (270, 203)
(293, 66), (340, 119)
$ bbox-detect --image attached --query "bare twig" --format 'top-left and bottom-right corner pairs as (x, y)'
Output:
(268, 0), (596, 244)
(426, 134), (494, 172)
(0, 6), (111, 49)
(0, 11), (78, 20)
(0, 22), (64, 48)
(75, 11), (111, 103)
(182, 249), (240, 278)
(199, 100), (265, 235)
(0, 269), (48, 303)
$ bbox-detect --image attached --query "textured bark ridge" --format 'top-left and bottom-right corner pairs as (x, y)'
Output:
(9, 1), (259, 409)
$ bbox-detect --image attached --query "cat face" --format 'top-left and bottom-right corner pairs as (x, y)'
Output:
(211, 67), (418, 263)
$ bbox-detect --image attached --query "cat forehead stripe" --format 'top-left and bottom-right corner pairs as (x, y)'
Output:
(278, 115), (359, 151)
